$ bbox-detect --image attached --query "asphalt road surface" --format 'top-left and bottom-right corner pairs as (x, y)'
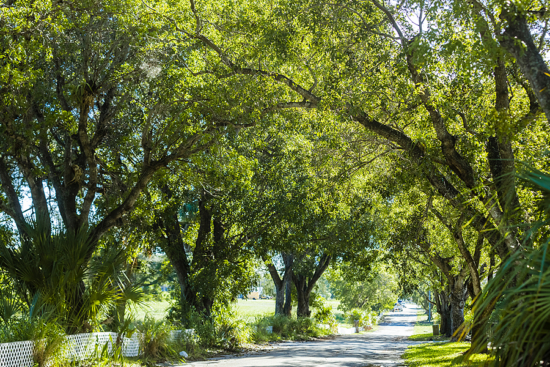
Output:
(185, 304), (423, 367)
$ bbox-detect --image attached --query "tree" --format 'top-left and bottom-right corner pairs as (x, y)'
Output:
(183, 0), (549, 263)
(327, 265), (398, 313)
(0, 0), (284, 319)
(184, 0), (549, 341)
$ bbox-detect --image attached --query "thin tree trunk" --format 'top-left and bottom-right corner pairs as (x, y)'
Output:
(265, 261), (284, 315)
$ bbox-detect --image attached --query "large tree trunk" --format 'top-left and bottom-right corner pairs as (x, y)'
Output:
(191, 198), (216, 317)
(449, 276), (468, 341)
(435, 289), (452, 337)
(283, 278), (292, 316)
(292, 254), (331, 318)
(265, 253), (294, 316)
(282, 253), (294, 316)
(158, 187), (196, 314)
(293, 280), (311, 317)
(295, 277), (311, 317)
(499, 11), (550, 123)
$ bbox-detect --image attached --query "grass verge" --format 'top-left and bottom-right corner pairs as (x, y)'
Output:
(403, 342), (493, 367)
(408, 312), (448, 342)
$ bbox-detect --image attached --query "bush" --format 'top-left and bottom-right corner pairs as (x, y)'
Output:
(251, 314), (330, 343)
(313, 304), (338, 333)
(213, 310), (251, 350)
(137, 316), (181, 365)
(172, 330), (205, 361)
(0, 316), (66, 367)
(174, 308), (252, 351)
(346, 309), (378, 328)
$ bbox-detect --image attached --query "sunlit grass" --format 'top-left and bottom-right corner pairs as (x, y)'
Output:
(403, 342), (493, 367)
(134, 299), (171, 321)
(408, 312), (448, 342)
(134, 298), (347, 324)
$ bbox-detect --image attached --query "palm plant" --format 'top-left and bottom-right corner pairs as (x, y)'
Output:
(470, 168), (550, 366)
(0, 286), (22, 323)
(0, 220), (143, 333)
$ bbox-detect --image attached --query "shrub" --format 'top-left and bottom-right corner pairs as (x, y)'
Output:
(251, 314), (330, 343)
(0, 316), (66, 367)
(172, 330), (205, 360)
(137, 316), (180, 365)
(180, 308), (252, 350)
(313, 304), (338, 333)
(468, 168), (550, 366)
(214, 310), (251, 350)
(346, 309), (377, 328)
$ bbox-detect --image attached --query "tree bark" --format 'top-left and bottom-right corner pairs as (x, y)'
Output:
(265, 253), (294, 316)
(292, 254), (331, 317)
(159, 211), (195, 310)
(500, 11), (550, 123)
(282, 253), (294, 316)
(266, 261), (285, 315)
(449, 275), (468, 341)
(435, 289), (452, 337)
(295, 277), (311, 317)
(283, 277), (292, 316)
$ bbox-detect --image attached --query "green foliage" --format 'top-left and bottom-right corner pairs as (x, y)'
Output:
(137, 316), (181, 365)
(470, 168), (550, 365)
(328, 266), (398, 313)
(0, 288), (22, 324)
(173, 307), (252, 350)
(0, 314), (65, 367)
(251, 315), (330, 343)
(312, 303), (337, 332)
(345, 309), (377, 328)
(0, 221), (144, 333)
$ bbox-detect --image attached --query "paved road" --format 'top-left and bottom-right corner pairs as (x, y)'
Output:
(186, 304), (423, 367)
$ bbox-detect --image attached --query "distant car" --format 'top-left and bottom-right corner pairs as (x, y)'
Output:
(393, 303), (403, 312)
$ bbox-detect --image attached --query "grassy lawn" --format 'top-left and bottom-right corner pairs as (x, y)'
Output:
(134, 299), (171, 321)
(235, 299), (345, 321)
(408, 312), (449, 342)
(403, 342), (493, 367)
(235, 299), (276, 318)
(133, 298), (346, 323)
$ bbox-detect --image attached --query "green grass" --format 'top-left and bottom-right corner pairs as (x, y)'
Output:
(234, 299), (345, 321)
(234, 299), (276, 317)
(134, 299), (171, 321)
(403, 342), (493, 367)
(408, 312), (448, 342)
(134, 298), (347, 324)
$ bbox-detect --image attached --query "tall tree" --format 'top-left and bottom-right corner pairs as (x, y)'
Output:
(0, 0), (284, 315)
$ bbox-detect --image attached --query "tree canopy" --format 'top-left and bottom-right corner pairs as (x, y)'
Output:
(1, 0), (550, 363)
